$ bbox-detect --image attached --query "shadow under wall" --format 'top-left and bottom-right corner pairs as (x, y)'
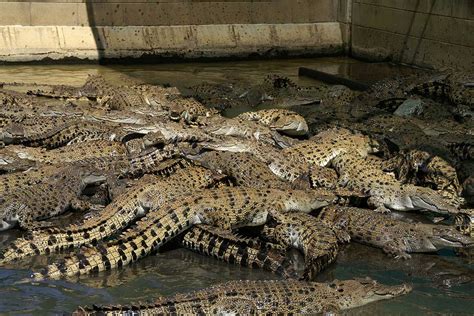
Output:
(85, 0), (106, 63)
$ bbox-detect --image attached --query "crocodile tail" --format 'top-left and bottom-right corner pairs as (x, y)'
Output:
(33, 205), (195, 279)
(181, 225), (299, 279)
(411, 81), (450, 100)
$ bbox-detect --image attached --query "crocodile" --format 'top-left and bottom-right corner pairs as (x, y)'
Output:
(74, 278), (412, 315)
(317, 206), (473, 259)
(0, 163), (106, 231)
(1, 116), (118, 149)
(197, 114), (296, 149)
(0, 140), (127, 172)
(236, 108), (309, 136)
(368, 149), (463, 207)
(262, 211), (346, 280)
(183, 150), (299, 189)
(0, 165), (224, 262)
(332, 152), (459, 214)
(181, 224), (299, 279)
(411, 71), (474, 110)
(30, 187), (333, 278)
(279, 127), (379, 169)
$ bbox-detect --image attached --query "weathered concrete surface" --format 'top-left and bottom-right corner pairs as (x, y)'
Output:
(351, 0), (474, 69)
(0, 23), (344, 62)
(0, 0), (337, 26)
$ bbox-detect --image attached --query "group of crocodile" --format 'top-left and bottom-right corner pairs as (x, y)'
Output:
(0, 72), (472, 314)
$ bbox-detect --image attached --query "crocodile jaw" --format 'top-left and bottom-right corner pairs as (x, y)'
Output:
(337, 279), (412, 309)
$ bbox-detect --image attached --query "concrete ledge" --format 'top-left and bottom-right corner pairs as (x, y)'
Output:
(0, 23), (344, 62)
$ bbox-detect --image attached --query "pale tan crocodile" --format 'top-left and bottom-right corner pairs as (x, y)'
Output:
(74, 278), (412, 315)
(0, 165), (224, 262)
(262, 211), (346, 279)
(0, 140), (127, 172)
(184, 150), (300, 189)
(236, 108), (309, 136)
(318, 205), (473, 259)
(332, 152), (459, 214)
(29, 187), (333, 279)
(0, 163), (106, 231)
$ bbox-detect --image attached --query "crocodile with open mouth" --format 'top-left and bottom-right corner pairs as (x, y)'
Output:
(73, 278), (412, 315)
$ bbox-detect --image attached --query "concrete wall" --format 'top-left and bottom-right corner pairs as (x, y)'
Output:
(0, 0), (345, 62)
(351, 0), (474, 70)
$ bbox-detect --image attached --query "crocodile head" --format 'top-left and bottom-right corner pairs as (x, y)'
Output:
(266, 110), (309, 136)
(406, 185), (459, 215)
(282, 189), (335, 213)
(331, 278), (412, 310)
(374, 185), (459, 215)
(427, 225), (474, 249)
(1, 123), (25, 144)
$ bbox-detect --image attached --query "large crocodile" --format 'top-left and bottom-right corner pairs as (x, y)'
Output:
(29, 187), (333, 279)
(317, 206), (473, 259)
(74, 278), (411, 315)
(0, 165), (224, 262)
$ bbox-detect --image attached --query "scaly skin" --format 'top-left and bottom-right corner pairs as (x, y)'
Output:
(332, 152), (459, 214)
(1, 116), (116, 149)
(455, 209), (473, 237)
(31, 187), (333, 279)
(185, 150), (297, 189)
(181, 224), (298, 279)
(236, 109), (309, 136)
(0, 166), (221, 262)
(74, 278), (412, 315)
(317, 206), (473, 259)
(411, 71), (474, 109)
(372, 149), (463, 207)
(281, 127), (378, 168)
(262, 211), (345, 279)
(0, 163), (106, 231)
(198, 114), (293, 149)
(0, 140), (127, 172)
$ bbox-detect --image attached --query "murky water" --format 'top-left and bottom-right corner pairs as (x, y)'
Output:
(0, 57), (472, 314)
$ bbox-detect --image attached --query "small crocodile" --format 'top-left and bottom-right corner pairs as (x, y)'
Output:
(0, 163), (106, 231)
(0, 165), (223, 262)
(181, 224), (298, 279)
(0, 140), (127, 172)
(332, 152), (459, 214)
(1, 116), (116, 149)
(74, 278), (412, 315)
(262, 211), (346, 279)
(236, 108), (309, 136)
(317, 206), (473, 259)
(30, 187), (332, 278)
(280, 127), (379, 169)
(184, 150), (299, 189)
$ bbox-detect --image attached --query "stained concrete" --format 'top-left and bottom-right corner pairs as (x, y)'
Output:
(0, 23), (344, 62)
